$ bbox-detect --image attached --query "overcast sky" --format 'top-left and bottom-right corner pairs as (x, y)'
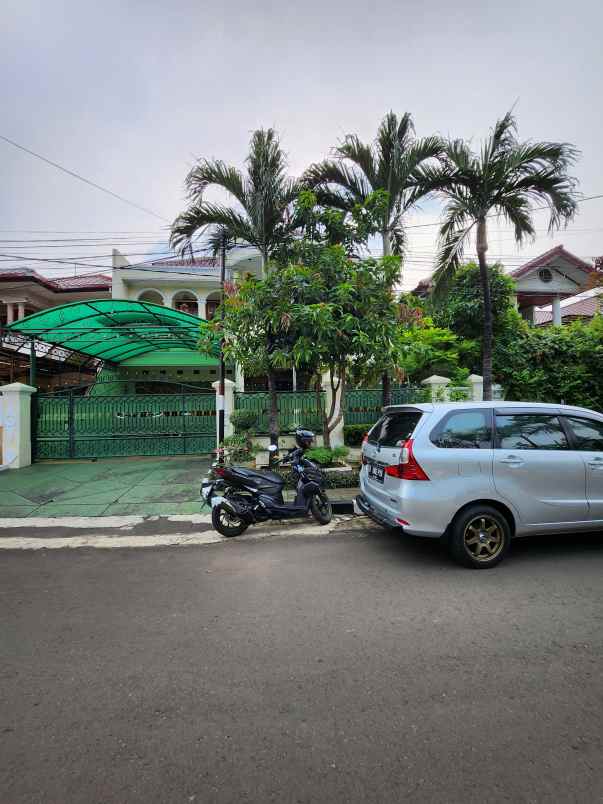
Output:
(2, 0), (602, 289)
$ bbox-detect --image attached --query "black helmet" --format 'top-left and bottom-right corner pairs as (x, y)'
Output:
(294, 428), (315, 449)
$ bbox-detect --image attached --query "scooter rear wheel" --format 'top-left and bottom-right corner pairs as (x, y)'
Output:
(310, 494), (332, 525)
(212, 504), (249, 537)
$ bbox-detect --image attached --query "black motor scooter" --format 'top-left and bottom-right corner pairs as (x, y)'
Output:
(201, 428), (332, 537)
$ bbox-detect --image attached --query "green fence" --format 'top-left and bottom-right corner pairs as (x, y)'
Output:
(344, 386), (428, 425)
(235, 391), (324, 433)
(34, 391), (216, 459)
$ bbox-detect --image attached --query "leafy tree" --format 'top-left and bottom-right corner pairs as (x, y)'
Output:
(433, 261), (521, 341)
(493, 316), (603, 409)
(170, 128), (301, 268)
(418, 111), (579, 399)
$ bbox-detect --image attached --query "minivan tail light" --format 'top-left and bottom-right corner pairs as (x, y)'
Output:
(384, 439), (429, 481)
(361, 432), (369, 446)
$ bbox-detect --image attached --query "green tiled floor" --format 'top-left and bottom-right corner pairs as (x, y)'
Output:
(0, 456), (211, 518)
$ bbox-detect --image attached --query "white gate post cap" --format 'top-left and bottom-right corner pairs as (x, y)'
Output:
(421, 375), (451, 386)
(1, 382), (37, 394)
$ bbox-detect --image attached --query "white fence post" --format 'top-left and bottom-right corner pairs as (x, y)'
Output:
(467, 374), (484, 401)
(421, 375), (451, 402)
(212, 378), (235, 442)
(321, 372), (344, 447)
(1, 382), (37, 470)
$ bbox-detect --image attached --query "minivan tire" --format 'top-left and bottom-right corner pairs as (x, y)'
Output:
(448, 504), (511, 569)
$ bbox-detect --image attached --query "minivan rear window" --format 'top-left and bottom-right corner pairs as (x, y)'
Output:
(368, 411), (422, 447)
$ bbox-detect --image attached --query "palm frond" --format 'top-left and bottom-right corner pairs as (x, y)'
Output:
(184, 159), (246, 206)
(203, 225), (239, 258)
(335, 135), (377, 187)
(302, 160), (371, 203)
(496, 195), (535, 245)
(432, 203), (476, 300)
(170, 203), (255, 251)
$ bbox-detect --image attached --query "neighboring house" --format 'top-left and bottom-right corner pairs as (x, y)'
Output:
(534, 287), (602, 326)
(411, 245), (599, 327)
(0, 268), (111, 326)
(0, 270), (112, 387)
(509, 245), (596, 325)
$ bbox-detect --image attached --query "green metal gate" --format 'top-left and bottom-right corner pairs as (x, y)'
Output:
(33, 383), (216, 460)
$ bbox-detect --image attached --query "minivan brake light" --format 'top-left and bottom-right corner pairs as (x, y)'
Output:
(384, 439), (429, 481)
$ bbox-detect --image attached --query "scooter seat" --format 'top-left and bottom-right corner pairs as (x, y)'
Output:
(225, 466), (285, 492)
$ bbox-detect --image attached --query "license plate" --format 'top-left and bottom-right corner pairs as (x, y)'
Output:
(368, 463), (384, 483)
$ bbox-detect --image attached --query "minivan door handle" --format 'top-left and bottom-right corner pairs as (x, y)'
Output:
(588, 457), (603, 470)
(500, 455), (524, 467)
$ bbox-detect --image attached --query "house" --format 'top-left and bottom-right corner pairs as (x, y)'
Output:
(411, 245), (600, 326)
(0, 269), (112, 387)
(509, 245), (596, 325)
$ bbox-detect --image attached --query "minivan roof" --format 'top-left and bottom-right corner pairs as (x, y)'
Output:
(383, 401), (603, 417)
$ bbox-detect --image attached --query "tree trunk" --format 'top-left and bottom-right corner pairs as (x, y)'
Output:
(267, 369), (279, 463)
(382, 371), (391, 408)
(381, 230), (392, 257)
(380, 230), (393, 403)
(476, 219), (493, 401)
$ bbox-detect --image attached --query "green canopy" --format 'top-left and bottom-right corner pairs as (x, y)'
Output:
(8, 299), (218, 364)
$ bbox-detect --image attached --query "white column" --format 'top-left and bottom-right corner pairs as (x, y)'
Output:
(235, 363), (245, 392)
(197, 296), (207, 319)
(421, 375), (451, 402)
(6, 302), (15, 325)
(467, 374), (484, 401)
(321, 372), (344, 447)
(1, 382), (37, 469)
(17, 302), (26, 320)
(552, 295), (562, 326)
(212, 378), (235, 441)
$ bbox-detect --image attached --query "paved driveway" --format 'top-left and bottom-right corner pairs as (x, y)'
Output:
(0, 456), (210, 517)
(2, 525), (602, 803)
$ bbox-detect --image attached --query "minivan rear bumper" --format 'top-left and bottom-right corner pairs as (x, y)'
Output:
(354, 494), (401, 530)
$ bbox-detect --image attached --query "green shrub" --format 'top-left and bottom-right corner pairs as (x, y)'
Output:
(344, 424), (372, 446)
(222, 434), (261, 463)
(275, 467), (360, 489)
(230, 408), (259, 433)
(305, 445), (349, 466)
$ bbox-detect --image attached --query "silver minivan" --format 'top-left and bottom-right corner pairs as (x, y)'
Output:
(355, 401), (603, 568)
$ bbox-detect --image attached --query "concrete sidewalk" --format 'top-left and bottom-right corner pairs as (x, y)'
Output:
(0, 456), (211, 518)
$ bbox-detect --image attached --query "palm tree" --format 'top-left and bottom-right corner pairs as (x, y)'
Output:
(170, 129), (302, 450)
(417, 111), (579, 399)
(170, 128), (301, 269)
(303, 111), (442, 404)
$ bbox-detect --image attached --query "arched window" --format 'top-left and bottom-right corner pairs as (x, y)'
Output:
(172, 291), (199, 316)
(138, 289), (164, 306)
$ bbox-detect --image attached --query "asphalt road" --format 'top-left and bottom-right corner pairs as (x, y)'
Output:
(2, 525), (603, 803)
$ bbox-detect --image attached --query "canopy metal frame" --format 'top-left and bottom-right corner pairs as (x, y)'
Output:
(7, 299), (218, 366)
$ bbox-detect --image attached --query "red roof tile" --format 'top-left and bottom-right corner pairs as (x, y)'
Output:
(0, 269), (111, 292)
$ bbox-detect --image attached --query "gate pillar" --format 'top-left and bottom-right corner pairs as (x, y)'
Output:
(212, 378), (235, 442)
(1, 382), (37, 470)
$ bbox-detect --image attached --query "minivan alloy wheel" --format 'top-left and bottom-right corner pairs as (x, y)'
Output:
(463, 516), (504, 561)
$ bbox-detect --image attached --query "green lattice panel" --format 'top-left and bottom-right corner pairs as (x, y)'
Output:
(344, 389), (383, 425)
(235, 392), (324, 434)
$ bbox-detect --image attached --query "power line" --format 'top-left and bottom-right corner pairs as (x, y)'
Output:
(0, 133), (170, 222)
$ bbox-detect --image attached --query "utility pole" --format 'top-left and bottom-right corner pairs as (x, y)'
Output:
(217, 237), (226, 458)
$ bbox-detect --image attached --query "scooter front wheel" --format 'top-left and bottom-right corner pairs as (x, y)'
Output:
(212, 503), (249, 537)
(310, 493), (332, 525)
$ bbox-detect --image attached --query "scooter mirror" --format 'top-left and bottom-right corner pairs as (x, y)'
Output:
(268, 444), (278, 452)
